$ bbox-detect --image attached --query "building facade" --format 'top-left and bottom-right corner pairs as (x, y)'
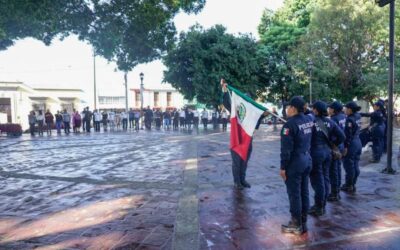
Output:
(0, 81), (85, 130)
(98, 85), (187, 111)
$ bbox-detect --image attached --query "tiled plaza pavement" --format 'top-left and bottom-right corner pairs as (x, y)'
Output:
(198, 128), (400, 250)
(0, 126), (399, 250)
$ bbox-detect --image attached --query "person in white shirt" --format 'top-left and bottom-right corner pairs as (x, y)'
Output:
(108, 110), (116, 131)
(179, 109), (186, 128)
(193, 109), (200, 129)
(221, 109), (228, 131)
(201, 109), (209, 129)
(93, 110), (102, 132)
(115, 112), (121, 130)
(121, 111), (128, 130)
(36, 110), (45, 136)
(81, 110), (86, 131)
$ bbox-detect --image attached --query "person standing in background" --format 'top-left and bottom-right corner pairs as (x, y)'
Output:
(36, 110), (45, 136)
(129, 108), (135, 129)
(73, 110), (82, 133)
(62, 109), (71, 135)
(121, 111), (128, 131)
(44, 109), (54, 135)
(102, 110), (108, 131)
(28, 111), (37, 136)
(55, 111), (63, 135)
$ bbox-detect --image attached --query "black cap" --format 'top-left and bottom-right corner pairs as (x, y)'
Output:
(328, 101), (343, 112)
(345, 101), (361, 112)
(287, 96), (305, 112)
(374, 100), (384, 110)
(312, 101), (328, 116)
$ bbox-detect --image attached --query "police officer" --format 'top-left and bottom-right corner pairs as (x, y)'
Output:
(281, 96), (313, 235)
(309, 101), (345, 216)
(341, 101), (362, 193)
(360, 101), (386, 163)
(327, 101), (346, 202)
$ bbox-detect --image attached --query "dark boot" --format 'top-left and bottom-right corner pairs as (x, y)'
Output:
(241, 180), (251, 188)
(234, 183), (244, 190)
(281, 217), (303, 235)
(308, 205), (325, 216)
(369, 158), (380, 163)
(341, 184), (355, 193)
(239, 164), (250, 188)
(327, 192), (341, 202)
(301, 214), (308, 233)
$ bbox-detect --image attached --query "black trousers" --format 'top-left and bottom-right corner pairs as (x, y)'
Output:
(29, 123), (35, 135)
(86, 120), (91, 132)
(122, 119), (128, 130)
(230, 143), (253, 185)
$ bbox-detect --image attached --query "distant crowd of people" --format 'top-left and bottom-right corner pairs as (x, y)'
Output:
(27, 106), (233, 136)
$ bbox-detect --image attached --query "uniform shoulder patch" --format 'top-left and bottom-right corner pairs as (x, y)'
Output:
(282, 128), (290, 136)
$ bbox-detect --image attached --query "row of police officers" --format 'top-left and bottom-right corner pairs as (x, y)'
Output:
(280, 96), (386, 235)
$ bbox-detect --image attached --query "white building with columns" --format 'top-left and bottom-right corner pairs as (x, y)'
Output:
(0, 81), (86, 130)
(98, 83), (187, 111)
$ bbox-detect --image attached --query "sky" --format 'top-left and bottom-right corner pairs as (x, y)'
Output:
(0, 0), (283, 105)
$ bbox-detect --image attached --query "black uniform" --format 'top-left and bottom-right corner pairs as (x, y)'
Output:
(310, 111), (345, 214)
(360, 108), (385, 162)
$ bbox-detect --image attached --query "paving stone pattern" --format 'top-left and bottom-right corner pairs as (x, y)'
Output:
(0, 128), (399, 249)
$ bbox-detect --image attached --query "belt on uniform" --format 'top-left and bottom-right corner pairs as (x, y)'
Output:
(312, 144), (330, 149)
(293, 151), (309, 155)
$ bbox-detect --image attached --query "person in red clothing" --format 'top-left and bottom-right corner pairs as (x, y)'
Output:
(73, 110), (82, 133)
(44, 109), (54, 135)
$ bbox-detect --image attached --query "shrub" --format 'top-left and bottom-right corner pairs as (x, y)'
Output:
(0, 124), (23, 137)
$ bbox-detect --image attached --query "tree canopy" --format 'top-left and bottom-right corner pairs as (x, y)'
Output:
(258, 0), (399, 104)
(0, 0), (206, 71)
(163, 25), (267, 107)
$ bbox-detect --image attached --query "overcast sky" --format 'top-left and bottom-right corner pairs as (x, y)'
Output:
(0, 0), (283, 105)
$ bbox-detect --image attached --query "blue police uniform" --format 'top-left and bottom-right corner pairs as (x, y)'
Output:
(329, 110), (346, 200)
(309, 102), (345, 215)
(342, 102), (362, 192)
(281, 99), (313, 234)
(361, 108), (386, 162)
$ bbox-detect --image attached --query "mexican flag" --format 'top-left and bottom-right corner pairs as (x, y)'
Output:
(228, 86), (266, 161)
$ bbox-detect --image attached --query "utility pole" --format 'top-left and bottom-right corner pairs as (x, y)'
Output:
(124, 72), (128, 112)
(376, 0), (396, 174)
(140, 72), (144, 129)
(308, 60), (313, 105)
(93, 50), (97, 110)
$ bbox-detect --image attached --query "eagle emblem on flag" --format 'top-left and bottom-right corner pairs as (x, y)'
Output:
(237, 103), (246, 123)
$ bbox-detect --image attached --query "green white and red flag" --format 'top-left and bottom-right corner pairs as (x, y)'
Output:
(228, 85), (266, 161)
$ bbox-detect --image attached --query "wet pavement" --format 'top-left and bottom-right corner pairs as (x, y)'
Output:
(0, 127), (399, 249)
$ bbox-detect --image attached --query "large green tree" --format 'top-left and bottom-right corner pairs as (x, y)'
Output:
(0, 0), (206, 72)
(163, 25), (267, 107)
(257, 0), (313, 103)
(295, 0), (387, 102)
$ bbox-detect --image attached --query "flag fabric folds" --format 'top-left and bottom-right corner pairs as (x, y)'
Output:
(228, 86), (266, 161)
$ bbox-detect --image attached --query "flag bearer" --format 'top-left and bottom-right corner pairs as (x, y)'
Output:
(221, 79), (266, 190)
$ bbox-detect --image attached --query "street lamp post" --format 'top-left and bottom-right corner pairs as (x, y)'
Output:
(140, 72), (144, 129)
(124, 72), (128, 112)
(93, 50), (97, 110)
(376, 0), (396, 174)
(308, 60), (313, 105)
